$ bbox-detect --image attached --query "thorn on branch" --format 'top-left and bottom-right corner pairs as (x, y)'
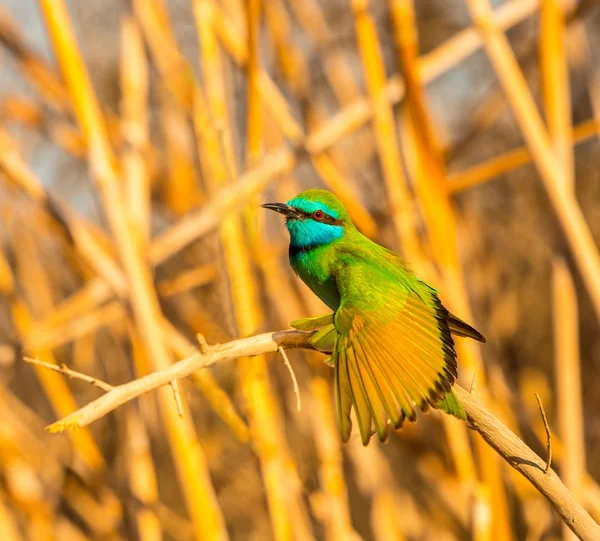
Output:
(24, 356), (114, 392)
(470, 372), (477, 395)
(196, 333), (209, 354)
(278, 347), (301, 412)
(534, 392), (552, 474)
(170, 379), (184, 417)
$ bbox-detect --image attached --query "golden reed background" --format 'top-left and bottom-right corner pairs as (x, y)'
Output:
(0, 0), (599, 539)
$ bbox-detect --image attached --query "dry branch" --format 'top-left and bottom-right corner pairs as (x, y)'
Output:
(31, 328), (600, 541)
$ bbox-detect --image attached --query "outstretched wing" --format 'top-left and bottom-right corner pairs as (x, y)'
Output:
(333, 266), (459, 445)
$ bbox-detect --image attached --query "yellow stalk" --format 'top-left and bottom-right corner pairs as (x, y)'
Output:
(11, 229), (105, 474)
(447, 119), (599, 193)
(0, 488), (23, 541)
(553, 259), (586, 535)
(213, 3), (377, 236)
(540, 0), (573, 189)
(348, 441), (406, 540)
(54, 520), (92, 541)
(39, 2), (227, 539)
(157, 264), (218, 298)
(466, 0), (600, 322)
(193, 2), (314, 539)
(0, 40), (278, 444)
(133, 0), (195, 108)
(351, 0), (419, 257)
(390, 3), (511, 538)
(160, 88), (203, 213)
(310, 376), (359, 540)
(120, 16), (151, 247)
(62, 478), (124, 539)
(541, 7), (582, 537)
(125, 411), (163, 541)
(0, 247), (15, 294)
(244, 0), (262, 258)
(263, 0), (310, 98)
(0, 7), (69, 112)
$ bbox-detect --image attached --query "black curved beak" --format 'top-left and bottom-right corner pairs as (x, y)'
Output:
(261, 202), (297, 218)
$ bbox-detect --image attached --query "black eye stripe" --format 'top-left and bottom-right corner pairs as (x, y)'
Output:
(297, 209), (343, 225)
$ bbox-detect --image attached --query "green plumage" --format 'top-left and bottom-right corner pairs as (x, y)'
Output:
(264, 189), (483, 445)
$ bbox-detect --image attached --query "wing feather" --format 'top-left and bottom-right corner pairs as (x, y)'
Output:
(335, 342), (353, 442)
(343, 340), (373, 444)
(352, 336), (403, 429)
(356, 332), (411, 426)
(331, 266), (459, 445)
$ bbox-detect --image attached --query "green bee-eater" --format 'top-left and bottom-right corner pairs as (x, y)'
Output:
(262, 189), (485, 445)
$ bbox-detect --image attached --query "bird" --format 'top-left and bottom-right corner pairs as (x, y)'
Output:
(262, 189), (485, 445)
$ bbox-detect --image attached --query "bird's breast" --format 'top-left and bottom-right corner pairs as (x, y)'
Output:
(289, 248), (341, 310)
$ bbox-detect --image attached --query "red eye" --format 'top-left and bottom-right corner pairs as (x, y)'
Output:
(313, 210), (324, 220)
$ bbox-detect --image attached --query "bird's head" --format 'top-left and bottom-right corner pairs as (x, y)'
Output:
(262, 189), (352, 249)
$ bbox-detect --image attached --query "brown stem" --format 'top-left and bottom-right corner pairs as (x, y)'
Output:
(31, 328), (600, 540)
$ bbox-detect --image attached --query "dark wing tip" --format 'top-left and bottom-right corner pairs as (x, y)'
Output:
(448, 313), (486, 343)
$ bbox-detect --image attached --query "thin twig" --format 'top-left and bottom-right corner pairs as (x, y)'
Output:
(26, 329), (600, 540)
(278, 346), (301, 412)
(170, 380), (184, 418)
(196, 333), (209, 354)
(470, 372), (477, 395)
(535, 392), (552, 474)
(24, 356), (114, 392)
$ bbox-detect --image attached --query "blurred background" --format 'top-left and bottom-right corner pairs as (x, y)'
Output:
(0, 0), (599, 539)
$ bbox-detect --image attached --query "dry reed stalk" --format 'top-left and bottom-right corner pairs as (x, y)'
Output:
(553, 259), (586, 539)
(5, 459), (54, 540)
(309, 376), (360, 541)
(0, 22), (246, 439)
(467, 0), (600, 323)
(25, 301), (125, 351)
(62, 479), (124, 540)
(243, 0), (263, 264)
(447, 118), (600, 192)
(0, 7), (69, 113)
(129, 88), (595, 278)
(160, 89), (203, 213)
(39, 2), (228, 539)
(415, 453), (470, 529)
(132, 0), (194, 108)
(0, 490), (22, 541)
(210, 0), (538, 171)
(54, 520), (92, 541)
(125, 411), (163, 541)
(540, 0), (573, 188)
(352, 0), (420, 259)
(11, 236), (105, 475)
(215, 1), (377, 236)
(347, 440), (407, 540)
(120, 17), (151, 248)
(193, 2), (314, 538)
(0, 247), (14, 294)
(263, 0), (310, 98)
(419, 0), (539, 82)
(402, 83), (514, 541)
(541, 7), (585, 538)
(285, 0), (377, 170)
(389, 8), (514, 536)
(565, 21), (600, 138)
(157, 264), (218, 297)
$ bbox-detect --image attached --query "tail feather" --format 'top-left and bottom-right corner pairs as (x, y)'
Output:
(448, 313), (486, 343)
